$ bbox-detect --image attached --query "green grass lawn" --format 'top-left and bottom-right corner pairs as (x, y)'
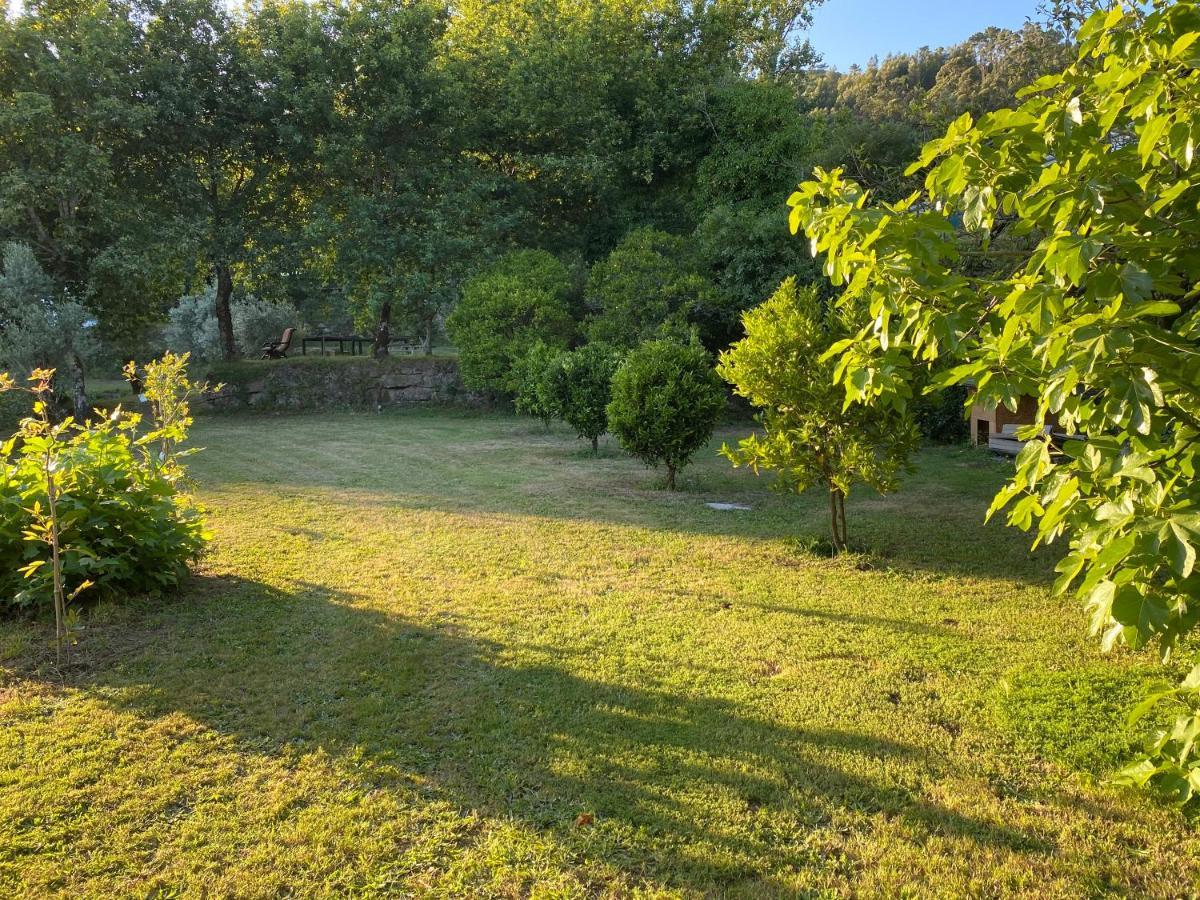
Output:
(1, 411), (1197, 897)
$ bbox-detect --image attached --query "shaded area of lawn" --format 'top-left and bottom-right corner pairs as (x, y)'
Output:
(1, 411), (1196, 896)
(192, 410), (1056, 583)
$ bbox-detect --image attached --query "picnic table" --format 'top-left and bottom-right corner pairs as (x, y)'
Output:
(301, 335), (370, 356)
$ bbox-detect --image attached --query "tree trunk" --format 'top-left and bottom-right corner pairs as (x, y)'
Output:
(68, 352), (88, 422)
(838, 490), (849, 551)
(423, 318), (434, 356)
(591, 435), (599, 455)
(829, 488), (846, 554)
(374, 300), (392, 358)
(214, 264), (237, 360)
(666, 463), (677, 491)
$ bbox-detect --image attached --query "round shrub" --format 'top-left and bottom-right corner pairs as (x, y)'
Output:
(606, 340), (725, 489)
(445, 250), (575, 397)
(0, 423), (208, 610)
(544, 342), (622, 454)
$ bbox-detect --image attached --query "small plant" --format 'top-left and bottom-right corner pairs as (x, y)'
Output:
(544, 342), (622, 454)
(606, 340), (725, 490)
(0, 369), (89, 663)
(0, 353), (214, 662)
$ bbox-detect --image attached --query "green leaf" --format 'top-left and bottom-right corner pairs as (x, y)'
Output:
(1182, 662), (1200, 692)
(1138, 115), (1171, 167)
(1111, 586), (1169, 639)
(1119, 264), (1154, 301)
(1163, 521), (1196, 579)
(1170, 32), (1200, 60)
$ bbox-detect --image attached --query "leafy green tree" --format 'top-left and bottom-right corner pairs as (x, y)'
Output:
(445, 0), (793, 259)
(134, 0), (334, 359)
(705, 0), (825, 80)
(694, 80), (818, 209)
(512, 340), (561, 428)
(695, 202), (821, 332)
(311, 0), (486, 358)
(586, 228), (729, 351)
(446, 250), (575, 396)
(607, 340), (725, 489)
(792, 24), (1072, 204)
(544, 342), (622, 454)
(692, 80), (822, 329)
(718, 278), (916, 552)
(807, 25), (1071, 126)
(0, 0), (179, 346)
(789, 0), (1200, 805)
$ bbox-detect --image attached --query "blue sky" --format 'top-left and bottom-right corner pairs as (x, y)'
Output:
(807, 0), (1047, 71)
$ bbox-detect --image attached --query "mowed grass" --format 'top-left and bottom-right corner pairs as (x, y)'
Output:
(1, 411), (1197, 897)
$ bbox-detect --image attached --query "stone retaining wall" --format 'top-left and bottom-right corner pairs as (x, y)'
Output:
(202, 356), (482, 411)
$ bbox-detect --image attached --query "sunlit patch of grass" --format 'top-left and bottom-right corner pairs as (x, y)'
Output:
(1, 411), (1196, 897)
(994, 666), (1171, 775)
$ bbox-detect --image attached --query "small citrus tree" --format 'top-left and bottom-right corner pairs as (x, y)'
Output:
(607, 340), (725, 489)
(544, 342), (622, 454)
(718, 278), (917, 553)
(512, 340), (560, 428)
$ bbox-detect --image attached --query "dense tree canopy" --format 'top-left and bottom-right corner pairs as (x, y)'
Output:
(0, 0), (1075, 379)
(585, 228), (724, 350)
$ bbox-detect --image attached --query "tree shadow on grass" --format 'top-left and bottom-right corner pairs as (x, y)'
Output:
(40, 575), (1080, 892)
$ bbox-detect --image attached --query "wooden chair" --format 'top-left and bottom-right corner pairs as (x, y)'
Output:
(261, 327), (295, 359)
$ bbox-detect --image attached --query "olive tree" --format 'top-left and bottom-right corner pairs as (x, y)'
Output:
(607, 340), (725, 490)
(0, 243), (97, 419)
(788, 1), (1200, 805)
(512, 340), (561, 428)
(718, 278), (917, 553)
